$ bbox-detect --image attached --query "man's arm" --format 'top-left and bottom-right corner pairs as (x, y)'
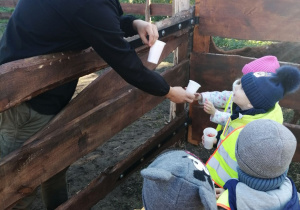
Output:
(72, 0), (194, 103)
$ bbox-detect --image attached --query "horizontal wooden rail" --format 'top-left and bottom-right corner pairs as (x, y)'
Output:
(121, 3), (172, 16)
(0, 48), (107, 112)
(189, 53), (300, 111)
(0, 12), (11, 19)
(196, 0), (300, 42)
(0, 0), (17, 7)
(57, 112), (187, 209)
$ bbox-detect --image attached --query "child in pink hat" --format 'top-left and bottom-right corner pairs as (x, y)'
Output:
(241, 55), (280, 74)
(195, 55), (281, 144)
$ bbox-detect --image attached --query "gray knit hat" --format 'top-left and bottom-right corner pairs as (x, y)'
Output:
(236, 119), (296, 179)
(141, 150), (217, 210)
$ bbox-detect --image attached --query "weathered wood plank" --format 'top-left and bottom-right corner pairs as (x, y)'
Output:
(0, 0), (17, 7)
(189, 53), (300, 111)
(0, 12), (11, 19)
(284, 123), (300, 162)
(145, 0), (151, 22)
(197, 0), (300, 42)
(154, 8), (192, 32)
(188, 33), (210, 146)
(57, 112), (186, 210)
(0, 12), (191, 113)
(121, 3), (146, 15)
(192, 0), (210, 53)
(0, 48), (107, 112)
(188, 0), (210, 145)
(151, 4), (172, 16)
(0, 60), (189, 209)
(121, 3), (172, 16)
(168, 0), (190, 124)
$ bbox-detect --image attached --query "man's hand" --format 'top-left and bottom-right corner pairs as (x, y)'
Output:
(203, 99), (216, 115)
(166, 87), (195, 103)
(132, 20), (159, 47)
(194, 92), (202, 101)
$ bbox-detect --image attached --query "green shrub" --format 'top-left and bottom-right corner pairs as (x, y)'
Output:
(0, 7), (14, 13)
(213, 36), (273, 51)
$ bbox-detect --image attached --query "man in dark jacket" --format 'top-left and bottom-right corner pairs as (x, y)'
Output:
(0, 0), (195, 209)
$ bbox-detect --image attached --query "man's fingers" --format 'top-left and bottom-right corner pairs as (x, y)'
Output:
(141, 36), (149, 46)
(186, 98), (194, 103)
(150, 25), (158, 46)
(147, 25), (158, 46)
(185, 95), (195, 103)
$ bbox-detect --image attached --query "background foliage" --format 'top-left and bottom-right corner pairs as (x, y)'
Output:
(213, 37), (272, 51)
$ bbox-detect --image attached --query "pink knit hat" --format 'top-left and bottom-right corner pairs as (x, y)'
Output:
(242, 56), (280, 75)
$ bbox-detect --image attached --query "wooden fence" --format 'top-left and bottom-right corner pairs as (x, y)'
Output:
(0, 0), (192, 209)
(0, 0), (300, 209)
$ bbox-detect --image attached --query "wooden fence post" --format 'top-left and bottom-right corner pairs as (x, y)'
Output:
(168, 0), (190, 122)
(145, 0), (151, 22)
(187, 0), (211, 145)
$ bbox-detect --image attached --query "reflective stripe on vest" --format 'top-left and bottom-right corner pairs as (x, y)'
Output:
(206, 126), (244, 187)
(217, 189), (231, 210)
(219, 102), (283, 141)
(216, 93), (233, 132)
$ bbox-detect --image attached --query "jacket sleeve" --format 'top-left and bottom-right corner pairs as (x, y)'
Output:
(120, 15), (138, 37)
(199, 91), (233, 108)
(72, 0), (170, 96)
(210, 110), (231, 126)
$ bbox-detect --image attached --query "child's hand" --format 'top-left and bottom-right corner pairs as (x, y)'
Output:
(194, 93), (202, 101)
(203, 99), (216, 115)
(215, 188), (225, 199)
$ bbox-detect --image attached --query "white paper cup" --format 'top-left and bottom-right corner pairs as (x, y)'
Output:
(186, 80), (201, 94)
(203, 127), (217, 149)
(147, 40), (166, 64)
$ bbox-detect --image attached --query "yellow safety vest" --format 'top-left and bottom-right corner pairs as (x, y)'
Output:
(207, 103), (283, 188)
(206, 126), (244, 187)
(219, 102), (283, 141)
(217, 189), (231, 209)
(216, 94), (233, 132)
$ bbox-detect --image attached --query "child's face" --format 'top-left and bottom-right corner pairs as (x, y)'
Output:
(232, 79), (253, 110)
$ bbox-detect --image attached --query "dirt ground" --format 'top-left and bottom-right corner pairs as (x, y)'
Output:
(31, 55), (300, 210)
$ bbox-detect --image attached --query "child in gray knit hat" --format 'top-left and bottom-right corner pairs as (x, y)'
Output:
(216, 119), (300, 210)
(140, 150), (217, 210)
